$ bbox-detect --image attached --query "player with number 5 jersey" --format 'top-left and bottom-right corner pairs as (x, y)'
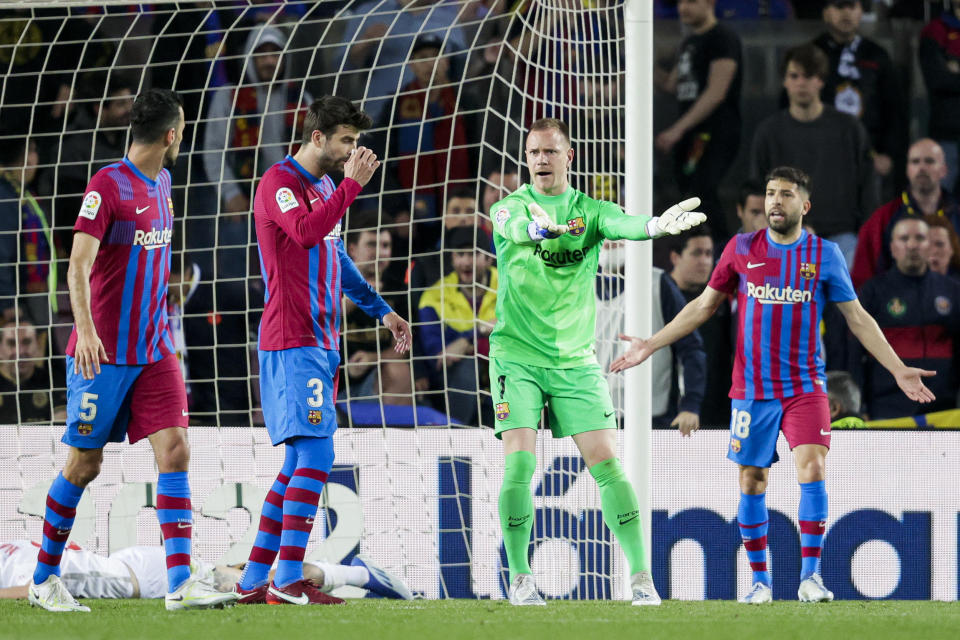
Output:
(612, 166), (936, 605)
(234, 96), (411, 607)
(32, 89), (236, 613)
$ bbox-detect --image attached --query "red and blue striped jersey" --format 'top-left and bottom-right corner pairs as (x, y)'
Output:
(708, 229), (856, 400)
(67, 159), (175, 365)
(254, 155), (391, 351)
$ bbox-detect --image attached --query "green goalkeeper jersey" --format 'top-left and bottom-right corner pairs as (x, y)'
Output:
(489, 184), (654, 368)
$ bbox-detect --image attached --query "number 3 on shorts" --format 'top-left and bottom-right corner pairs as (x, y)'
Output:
(78, 392), (98, 421)
(731, 407), (751, 438)
(307, 378), (323, 407)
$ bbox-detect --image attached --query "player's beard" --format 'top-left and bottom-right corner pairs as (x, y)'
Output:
(163, 148), (178, 170)
(767, 207), (801, 235)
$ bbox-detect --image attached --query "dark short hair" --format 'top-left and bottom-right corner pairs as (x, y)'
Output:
(738, 179), (766, 208)
(529, 118), (570, 144)
(765, 166), (812, 197)
(667, 224), (712, 256)
(447, 225), (490, 251)
(781, 43), (829, 81)
(302, 95), (373, 144)
(130, 89), (183, 143)
(826, 370), (861, 419)
(446, 186), (476, 203)
(345, 209), (383, 247)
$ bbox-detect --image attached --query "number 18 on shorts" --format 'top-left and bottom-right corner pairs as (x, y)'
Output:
(727, 394), (832, 468)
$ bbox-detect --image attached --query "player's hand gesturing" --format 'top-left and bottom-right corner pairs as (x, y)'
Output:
(382, 311), (412, 354)
(74, 328), (108, 380)
(894, 366), (937, 404)
(343, 147), (380, 187)
(609, 334), (656, 373)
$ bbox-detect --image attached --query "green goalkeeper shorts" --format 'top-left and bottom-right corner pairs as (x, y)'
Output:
(489, 357), (616, 439)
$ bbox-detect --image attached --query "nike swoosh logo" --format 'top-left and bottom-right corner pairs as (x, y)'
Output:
(507, 516), (530, 528)
(56, 529), (71, 536)
(310, 197), (320, 204)
(273, 590), (309, 605)
(619, 515), (639, 525)
(746, 262), (764, 269)
(305, 518), (314, 525)
(182, 409), (188, 417)
(177, 522), (192, 529)
(168, 594), (183, 601)
(136, 205), (150, 214)
(820, 429), (830, 436)
(604, 411), (615, 418)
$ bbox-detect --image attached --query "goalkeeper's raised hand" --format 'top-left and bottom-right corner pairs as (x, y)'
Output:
(526, 202), (569, 241)
(645, 197), (707, 237)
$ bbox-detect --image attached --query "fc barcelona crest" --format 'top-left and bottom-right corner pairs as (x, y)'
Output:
(799, 262), (817, 280)
(495, 402), (510, 421)
(308, 410), (323, 425)
(730, 438), (741, 453)
(567, 217), (585, 236)
(77, 423), (93, 436)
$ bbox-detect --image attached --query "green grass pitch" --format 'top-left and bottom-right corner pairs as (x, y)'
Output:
(1, 600), (957, 640)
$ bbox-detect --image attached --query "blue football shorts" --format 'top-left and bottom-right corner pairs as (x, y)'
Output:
(258, 346), (340, 445)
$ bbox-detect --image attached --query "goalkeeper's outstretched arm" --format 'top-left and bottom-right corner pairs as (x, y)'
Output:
(600, 197), (707, 241)
(610, 285), (726, 373)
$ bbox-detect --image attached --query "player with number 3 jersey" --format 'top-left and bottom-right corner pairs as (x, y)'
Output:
(233, 96), (411, 607)
(612, 166), (935, 605)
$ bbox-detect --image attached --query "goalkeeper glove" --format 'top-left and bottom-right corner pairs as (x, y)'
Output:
(645, 197), (707, 237)
(526, 202), (569, 241)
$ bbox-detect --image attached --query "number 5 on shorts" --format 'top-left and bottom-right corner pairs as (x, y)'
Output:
(79, 392), (98, 421)
(731, 407), (751, 438)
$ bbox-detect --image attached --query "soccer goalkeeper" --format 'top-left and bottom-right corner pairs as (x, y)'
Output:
(490, 118), (705, 606)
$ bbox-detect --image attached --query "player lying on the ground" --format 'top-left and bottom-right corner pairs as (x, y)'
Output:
(0, 541), (411, 601)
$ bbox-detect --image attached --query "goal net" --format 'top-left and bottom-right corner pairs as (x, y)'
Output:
(0, 0), (633, 600)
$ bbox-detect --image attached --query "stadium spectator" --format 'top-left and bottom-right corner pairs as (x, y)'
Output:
(342, 213), (417, 406)
(851, 139), (960, 288)
(855, 217), (960, 419)
(734, 179), (767, 234)
(381, 34), (472, 250)
(594, 241), (706, 434)
(0, 319), (65, 425)
(667, 226), (732, 428)
(408, 188), (490, 306)
(812, 0), (907, 197)
(341, 0), (467, 123)
(0, 136), (55, 326)
(919, 4), (960, 190)
(826, 370), (866, 428)
(417, 226), (496, 426)
(750, 44), (878, 267)
(655, 0), (742, 244)
(203, 25), (311, 217)
(39, 74), (136, 247)
(925, 214), (960, 279)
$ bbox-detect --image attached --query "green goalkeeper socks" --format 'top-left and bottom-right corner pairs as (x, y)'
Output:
(499, 450), (536, 583)
(590, 457), (648, 574)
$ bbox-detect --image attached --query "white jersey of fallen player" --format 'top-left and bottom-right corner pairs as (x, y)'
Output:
(0, 542), (208, 599)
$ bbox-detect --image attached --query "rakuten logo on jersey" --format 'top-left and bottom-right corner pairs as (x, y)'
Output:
(133, 227), (173, 250)
(747, 282), (812, 305)
(533, 243), (591, 268)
